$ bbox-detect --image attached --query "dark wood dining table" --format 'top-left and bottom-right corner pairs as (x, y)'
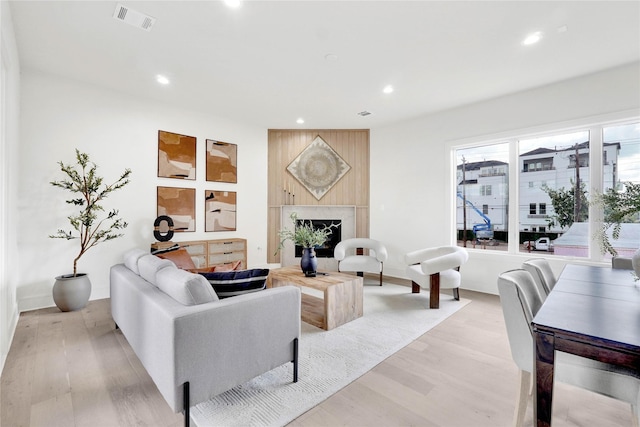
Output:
(531, 263), (640, 427)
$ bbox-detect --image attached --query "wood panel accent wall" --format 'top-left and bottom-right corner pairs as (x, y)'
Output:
(268, 129), (370, 263)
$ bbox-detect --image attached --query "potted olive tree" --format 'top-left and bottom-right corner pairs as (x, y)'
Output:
(50, 149), (132, 311)
(277, 212), (338, 277)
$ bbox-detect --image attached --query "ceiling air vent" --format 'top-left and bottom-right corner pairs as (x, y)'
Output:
(357, 111), (372, 117)
(113, 3), (156, 32)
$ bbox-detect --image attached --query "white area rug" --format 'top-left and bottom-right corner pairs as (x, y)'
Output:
(191, 282), (470, 427)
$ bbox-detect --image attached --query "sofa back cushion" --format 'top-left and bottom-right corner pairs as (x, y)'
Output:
(156, 267), (219, 305)
(138, 255), (175, 285)
(123, 248), (148, 275)
(199, 269), (269, 298)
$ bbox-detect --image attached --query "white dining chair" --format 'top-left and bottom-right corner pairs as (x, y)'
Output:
(522, 258), (556, 296)
(498, 269), (640, 427)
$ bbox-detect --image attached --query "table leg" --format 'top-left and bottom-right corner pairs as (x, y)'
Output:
(534, 330), (555, 427)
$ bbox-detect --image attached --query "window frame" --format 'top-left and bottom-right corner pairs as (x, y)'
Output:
(449, 112), (639, 262)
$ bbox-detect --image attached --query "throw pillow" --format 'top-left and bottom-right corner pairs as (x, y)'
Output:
(156, 247), (197, 270)
(199, 269), (269, 298)
(156, 267), (219, 305)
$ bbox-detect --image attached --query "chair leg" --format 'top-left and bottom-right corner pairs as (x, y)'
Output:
(429, 273), (440, 309)
(513, 370), (530, 427)
(412, 281), (421, 293)
(379, 271), (383, 286)
(453, 287), (460, 301)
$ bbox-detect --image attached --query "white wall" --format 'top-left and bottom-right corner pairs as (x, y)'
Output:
(1, 0), (21, 372)
(17, 71), (268, 311)
(370, 62), (640, 294)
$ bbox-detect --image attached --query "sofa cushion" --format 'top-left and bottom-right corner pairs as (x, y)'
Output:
(199, 269), (269, 298)
(156, 267), (219, 305)
(138, 255), (175, 285)
(123, 248), (148, 274)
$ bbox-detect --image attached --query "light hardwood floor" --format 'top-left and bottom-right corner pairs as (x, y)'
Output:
(1, 288), (633, 427)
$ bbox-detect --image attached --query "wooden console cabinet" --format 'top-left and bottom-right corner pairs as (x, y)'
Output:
(152, 238), (247, 270)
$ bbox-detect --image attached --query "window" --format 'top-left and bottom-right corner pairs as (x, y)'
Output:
(455, 143), (509, 250)
(600, 122), (640, 259)
(519, 130), (589, 256)
(453, 119), (640, 260)
(523, 158), (553, 172)
(569, 153), (589, 168)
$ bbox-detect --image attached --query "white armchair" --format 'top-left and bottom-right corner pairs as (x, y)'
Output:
(404, 246), (468, 309)
(334, 238), (388, 286)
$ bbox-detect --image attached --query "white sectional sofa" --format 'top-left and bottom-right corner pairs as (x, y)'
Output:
(110, 249), (301, 426)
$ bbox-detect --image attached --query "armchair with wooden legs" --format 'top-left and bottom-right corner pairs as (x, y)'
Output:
(404, 246), (468, 309)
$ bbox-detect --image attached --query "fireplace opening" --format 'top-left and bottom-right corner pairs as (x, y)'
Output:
(294, 219), (342, 258)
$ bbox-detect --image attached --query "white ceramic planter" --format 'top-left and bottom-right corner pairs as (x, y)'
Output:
(53, 274), (91, 312)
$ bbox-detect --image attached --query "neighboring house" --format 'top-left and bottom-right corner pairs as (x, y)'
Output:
(519, 141), (620, 233)
(457, 142), (622, 237)
(456, 160), (509, 236)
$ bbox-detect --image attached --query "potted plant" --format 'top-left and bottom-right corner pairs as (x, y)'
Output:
(593, 181), (640, 275)
(277, 212), (338, 277)
(49, 149), (132, 311)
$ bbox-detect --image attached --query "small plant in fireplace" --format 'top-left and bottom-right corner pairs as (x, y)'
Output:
(276, 212), (340, 256)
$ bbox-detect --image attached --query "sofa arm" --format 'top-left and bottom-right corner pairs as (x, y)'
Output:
(169, 286), (301, 412)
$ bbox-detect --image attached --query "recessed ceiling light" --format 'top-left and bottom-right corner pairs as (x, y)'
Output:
(156, 75), (170, 85)
(522, 32), (543, 46)
(383, 85), (394, 94)
(357, 111), (372, 117)
(296, 118), (305, 124)
(324, 54), (338, 62)
(224, 0), (241, 8)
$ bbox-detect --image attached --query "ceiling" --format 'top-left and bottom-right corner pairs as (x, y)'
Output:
(8, 1), (640, 129)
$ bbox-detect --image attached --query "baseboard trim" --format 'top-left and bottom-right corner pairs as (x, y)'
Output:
(18, 285), (111, 312)
(1, 302), (19, 376)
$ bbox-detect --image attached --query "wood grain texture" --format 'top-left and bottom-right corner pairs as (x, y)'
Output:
(1, 291), (631, 427)
(267, 266), (363, 330)
(268, 129), (370, 263)
(0, 300), (183, 427)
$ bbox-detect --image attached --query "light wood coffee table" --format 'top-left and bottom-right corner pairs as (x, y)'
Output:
(266, 266), (363, 330)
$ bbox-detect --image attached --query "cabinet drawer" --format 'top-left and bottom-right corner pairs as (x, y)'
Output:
(184, 242), (206, 255)
(208, 240), (245, 253)
(209, 252), (245, 265)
